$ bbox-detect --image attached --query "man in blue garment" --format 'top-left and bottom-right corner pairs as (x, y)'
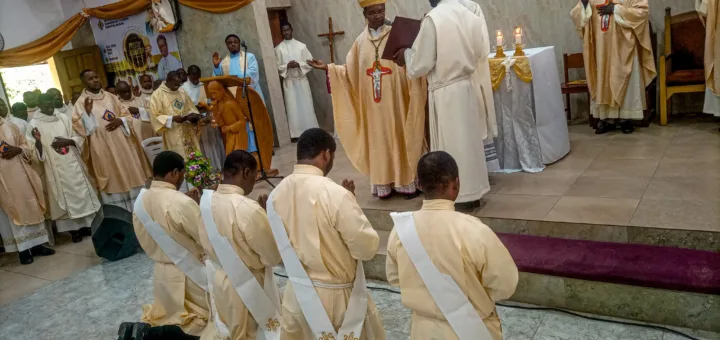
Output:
(212, 34), (264, 152)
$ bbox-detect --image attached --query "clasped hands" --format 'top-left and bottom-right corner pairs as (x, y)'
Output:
(172, 113), (203, 125)
(584, 0), (615, 15)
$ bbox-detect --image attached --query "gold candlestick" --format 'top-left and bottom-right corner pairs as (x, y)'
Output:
(514, 43), (525, 57)
(496, 45), (506, 58)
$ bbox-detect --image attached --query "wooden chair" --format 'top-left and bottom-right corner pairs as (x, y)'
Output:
(659, 7), (707, 125)
(561, 53), (591, 121)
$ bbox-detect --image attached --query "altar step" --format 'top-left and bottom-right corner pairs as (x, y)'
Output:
(363, 209), (720, 332)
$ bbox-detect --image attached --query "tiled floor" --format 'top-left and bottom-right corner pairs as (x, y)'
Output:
(1, 253), (718, 340)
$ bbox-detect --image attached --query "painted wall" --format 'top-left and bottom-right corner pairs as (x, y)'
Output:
(286, 0), (698, 127)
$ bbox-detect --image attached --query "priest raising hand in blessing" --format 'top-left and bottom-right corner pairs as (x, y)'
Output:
(307, 0), (427, 200)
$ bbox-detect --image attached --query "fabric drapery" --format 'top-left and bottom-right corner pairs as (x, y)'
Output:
(489, 57), (533, 91)
(0, 0), (255, 68)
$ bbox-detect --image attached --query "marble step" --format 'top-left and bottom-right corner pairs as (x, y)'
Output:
(364, 229), (720, 332)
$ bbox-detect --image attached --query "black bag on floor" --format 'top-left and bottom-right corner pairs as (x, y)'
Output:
(91, 205), (140, 261)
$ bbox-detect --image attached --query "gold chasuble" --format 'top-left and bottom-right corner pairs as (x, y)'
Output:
(148, 84), (201, 160)
(327, 25), (427, 197)
(570, 0), (656, 111)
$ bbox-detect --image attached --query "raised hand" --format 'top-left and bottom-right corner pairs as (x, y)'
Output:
(185, 188), (201, 204)
(31, 128), (41, 141)
(213, 52), (222, 68)
(105, 117), (124, 132)
(341, 179), (355, 196)
(307, 59), (328, 71)
(1, 145), (22, 160)
(257, 194), (269, 211)
(83, 97), (93, 114)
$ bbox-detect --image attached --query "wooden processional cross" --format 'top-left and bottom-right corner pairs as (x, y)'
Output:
(318, 17), (345, 63)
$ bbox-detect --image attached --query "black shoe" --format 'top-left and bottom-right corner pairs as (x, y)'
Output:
(621, 121), (635, 134)
(455, 200), (481, 212)
(69, 231), (83, 243)
(19, 250), (34, 265)
(117, 322), (134, 340)
(404, 190), (422, 200)
(80, 227), (92, 237)
(595, 121), (616, 135)
(30, 245), (56, 257)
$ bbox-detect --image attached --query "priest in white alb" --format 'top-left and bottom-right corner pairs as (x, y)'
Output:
(116, 81), (156, 143)
(386, 152), (518, 340)
(275, 22), (319, 140)
(182, 65), (226, 170)
(149, 71), (203, 160)
(198, 150), (282, 340)
(307, 0), (427, 199)
(29, 94), (101, 244)
(47, 88), (73, 118)
(133, 151), (209, 337)
(74, 70), (149, 212)
(0, 103), (54, 265)
(396, 0), (491, 207)
(138, 74), (156, 107)
(570, 0), (656, 134)
(697, 0), (720, 123)
(266, 129), (385, 340)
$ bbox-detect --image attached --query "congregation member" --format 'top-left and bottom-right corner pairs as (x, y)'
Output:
(307, 0), (427, 199)
(570, 0), (655, 134)
(0, 98), (53, 265)
(198, 150), (282, 340)
(106, 84), (118, 96)
(275, 22), (319, 141)
(157, 35), (183, 81)
(28, 94), (101, 243)
(132, 151), (209, 337)
(397, 0), (492, 208)
(74, 69), (149, 211)
(2, 99), (28, 134)
(47, 88), (73, 117)
(23, 91), (40, 120)
(117, 80), (156, 143)
(177, 67), (188, 84)
(181, 65), (225, 170)
(386, 151), (518, 340)
(266, 128), (385, 340)
(697, 0), (720, 126)
(148, 71), (202, 161)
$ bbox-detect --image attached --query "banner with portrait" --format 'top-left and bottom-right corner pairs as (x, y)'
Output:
(90, 9), (183, 87)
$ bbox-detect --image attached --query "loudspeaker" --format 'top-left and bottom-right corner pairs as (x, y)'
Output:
(91, 205), (140, 261)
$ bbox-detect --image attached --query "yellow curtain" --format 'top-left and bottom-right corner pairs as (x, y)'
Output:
(179, 0), (254, 14)
(0, 0), (254, 68)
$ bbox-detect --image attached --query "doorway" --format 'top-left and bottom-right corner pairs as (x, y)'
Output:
(267, 9), (289, 48)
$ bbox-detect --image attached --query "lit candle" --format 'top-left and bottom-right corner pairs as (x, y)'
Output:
(496, 30), (504, 47)
(514, 26), (523, 45)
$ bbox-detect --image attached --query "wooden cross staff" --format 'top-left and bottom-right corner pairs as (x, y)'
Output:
(318, 17), (345, 64)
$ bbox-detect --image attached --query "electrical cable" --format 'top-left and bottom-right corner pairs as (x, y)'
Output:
(273, 272), (701, 340)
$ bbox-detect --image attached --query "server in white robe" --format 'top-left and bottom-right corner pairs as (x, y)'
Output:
(397, 0), (491, 205)
(275, 22), (319, 139)
(386, 151), (518, 340)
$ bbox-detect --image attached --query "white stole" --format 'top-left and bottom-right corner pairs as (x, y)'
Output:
(266, 193), (368, 340)
(134, 189), (208, 291)
(390, 212), (492, 340)
(199, 190), (282, 340)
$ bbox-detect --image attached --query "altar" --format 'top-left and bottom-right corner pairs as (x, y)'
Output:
(486, 46), (571, 172)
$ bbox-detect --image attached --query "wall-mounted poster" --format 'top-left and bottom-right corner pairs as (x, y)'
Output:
(90, 10), (183, 86)
(150, 0), (177, 33)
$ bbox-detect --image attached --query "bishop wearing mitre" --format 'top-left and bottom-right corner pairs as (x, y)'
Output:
(307, 0), (427, 199)
(571, 0), (656, 134)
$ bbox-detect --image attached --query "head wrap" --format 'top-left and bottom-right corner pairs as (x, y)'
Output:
(358, 0), (386, 8)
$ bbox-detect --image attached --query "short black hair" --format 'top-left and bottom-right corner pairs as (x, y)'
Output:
(23, 91), (37, 99)
(79, 69), (94, 79)
(187, 65), (201, 75)
(12, 102), (27, 112)
(223, 150), (257, 176)
(47, 88), (61, 95)
(297, 128), (336, 161)
(139, 74), (152, 81)
(106, 84), (116, 90)
(166, 71), (180, 81)
(157, 34), (167, 44)
(417, 151), (459, 194)
(225, 34), (240, 43)
(153, 151), (185, 177)
(38, 93), (54, 103)
(280, 22), (292, 29)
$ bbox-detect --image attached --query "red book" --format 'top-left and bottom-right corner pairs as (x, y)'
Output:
(381, 16), (422, 61)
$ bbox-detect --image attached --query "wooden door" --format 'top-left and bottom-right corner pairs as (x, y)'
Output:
(50, 45), (107, 102)
(267, 9), (288, 47)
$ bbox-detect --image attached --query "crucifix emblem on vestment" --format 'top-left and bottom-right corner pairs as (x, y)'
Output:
(366, 61), (392, 103)
(596, 0), (613, 32)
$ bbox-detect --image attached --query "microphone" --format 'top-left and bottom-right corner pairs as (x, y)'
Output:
(240, 40), (247, 49)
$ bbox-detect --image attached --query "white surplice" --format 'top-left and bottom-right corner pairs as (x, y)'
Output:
(27, 113), (100, 232)
(405, 0), (491, 203)
(275, 39), (319, 138)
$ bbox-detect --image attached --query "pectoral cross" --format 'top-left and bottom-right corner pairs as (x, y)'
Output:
(366, 61), (392, 103)
(318, 17), (345, 64)
(596, 0), (613, 32)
